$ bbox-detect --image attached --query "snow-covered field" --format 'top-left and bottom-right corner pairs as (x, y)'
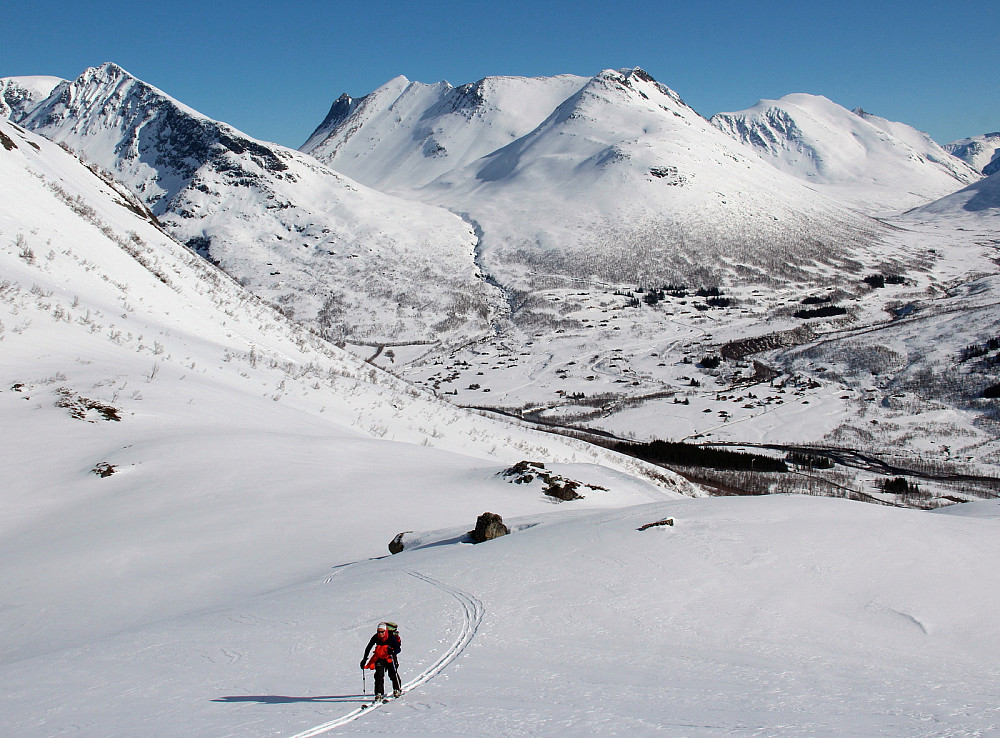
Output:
(6, 492), (1000, 737)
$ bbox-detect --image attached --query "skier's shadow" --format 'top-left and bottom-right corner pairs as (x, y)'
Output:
(213, 694), (367, 704)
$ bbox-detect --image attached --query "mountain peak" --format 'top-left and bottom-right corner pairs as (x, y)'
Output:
(310, 92), (358, 141)
(583, 66), (690, 113)
(712, 95), (980, 211)
(95, 61), (130, 78)
(20, 63), (291, 213)
(945, 131), (1000, 175)
(301, 71), (590, 190)
(68, 61), (141, 91)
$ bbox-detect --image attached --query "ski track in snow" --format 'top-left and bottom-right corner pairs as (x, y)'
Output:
(285, 570), (483, 737)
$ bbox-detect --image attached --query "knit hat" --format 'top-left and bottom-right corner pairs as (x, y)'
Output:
(377, 622), (388, 631)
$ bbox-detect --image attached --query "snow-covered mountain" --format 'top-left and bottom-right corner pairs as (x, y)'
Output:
(307, 68), (886, 292)
(301, 73), (590, 192)
(945, 132), (1000, 175)
(0, 75), (61, 121)
(8, 63), (498, 345)
(710, 94), (981, 212)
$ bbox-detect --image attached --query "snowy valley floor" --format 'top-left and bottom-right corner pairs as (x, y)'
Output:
(4, 495), (1000, 737)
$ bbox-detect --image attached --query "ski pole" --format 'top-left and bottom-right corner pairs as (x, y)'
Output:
(362, 666), (366, 696)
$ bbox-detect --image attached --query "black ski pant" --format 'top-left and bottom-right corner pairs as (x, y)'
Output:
(374, 659), (400, 695)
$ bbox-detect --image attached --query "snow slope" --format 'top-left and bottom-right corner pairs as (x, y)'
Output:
(5, 487), (1000, 736)
(5, 77), (1000, 738)
(12, 63), (499, 345)
(907, 169), (1000, 218)
(945, 132), (1000, 175)
(711, 94), (980, 212)
(302, 73), (589, 192)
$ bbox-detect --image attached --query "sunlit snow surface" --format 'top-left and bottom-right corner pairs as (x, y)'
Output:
(5, 493), (1000, 736)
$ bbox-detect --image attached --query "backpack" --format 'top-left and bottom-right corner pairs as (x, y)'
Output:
(385, 621), (401, 653)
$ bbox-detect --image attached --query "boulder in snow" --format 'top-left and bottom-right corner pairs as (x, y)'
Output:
(468, 512), (510, 543)
(388, 531), (413, 555)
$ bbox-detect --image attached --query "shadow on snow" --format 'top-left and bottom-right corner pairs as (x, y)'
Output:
(213, 694), (368, 704)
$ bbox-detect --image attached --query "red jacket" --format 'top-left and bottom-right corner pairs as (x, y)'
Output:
(363, 631), (399, 669)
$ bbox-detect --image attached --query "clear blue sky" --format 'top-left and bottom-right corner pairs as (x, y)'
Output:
(2, 0), (997, 147)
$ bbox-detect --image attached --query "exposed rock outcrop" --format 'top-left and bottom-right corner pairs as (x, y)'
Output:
(388, 531), (413, 555)
(500, 460), (607, 501)
(468, 512), (510, 543)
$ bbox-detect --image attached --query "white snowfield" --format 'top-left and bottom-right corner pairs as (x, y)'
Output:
(908, 169), (1000, 218)
(6, 490), (1000, 737)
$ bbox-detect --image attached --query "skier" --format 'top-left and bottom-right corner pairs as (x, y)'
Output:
(360, 622), (401, 700)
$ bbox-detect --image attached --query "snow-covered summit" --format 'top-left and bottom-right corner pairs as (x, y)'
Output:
(302, 71), (589, 192)
(305, 68), (886, 292)
(711, 94), (980, 212)
(23, 62), (298, 211)
(16, 63), (501, 345)
(945, 132), (1000, 175)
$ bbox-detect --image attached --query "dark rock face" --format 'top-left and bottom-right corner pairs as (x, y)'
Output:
(468, 512), (510, 543)
(303, 93), (358, 147)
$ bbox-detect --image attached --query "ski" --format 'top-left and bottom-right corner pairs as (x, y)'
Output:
(373, 692), (401, 707)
